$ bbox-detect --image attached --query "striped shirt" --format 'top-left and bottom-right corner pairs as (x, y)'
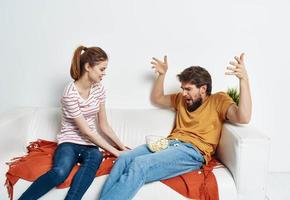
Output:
(57, 81), (106, 145)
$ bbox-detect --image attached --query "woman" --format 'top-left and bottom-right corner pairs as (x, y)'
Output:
(19, 46), (126, 200)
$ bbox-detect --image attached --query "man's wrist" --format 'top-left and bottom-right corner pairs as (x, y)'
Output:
(240, 76), (249, 83)
(158, 72), (166, 77)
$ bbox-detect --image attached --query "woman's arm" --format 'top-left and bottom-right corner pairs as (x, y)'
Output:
(73, 116), (123, 157)
(98, 104), (127, 150)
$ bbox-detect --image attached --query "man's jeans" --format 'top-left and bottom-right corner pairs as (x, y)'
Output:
(99, 140), (204, 200)
(19, 142), (103, 200)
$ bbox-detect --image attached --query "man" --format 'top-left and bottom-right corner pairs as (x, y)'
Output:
(99, 53), (252, 200)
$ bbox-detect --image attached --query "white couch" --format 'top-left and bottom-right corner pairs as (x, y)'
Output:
(0, 107), (270, 200)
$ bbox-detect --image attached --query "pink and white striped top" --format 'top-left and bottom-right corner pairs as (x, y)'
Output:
(57, 81), (106, 146)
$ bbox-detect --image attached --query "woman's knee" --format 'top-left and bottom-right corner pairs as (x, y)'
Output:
(51, 167), (70, 182)
(84, 148), (103, 169)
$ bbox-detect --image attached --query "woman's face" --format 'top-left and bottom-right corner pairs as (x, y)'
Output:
(88, 60), (108, 83)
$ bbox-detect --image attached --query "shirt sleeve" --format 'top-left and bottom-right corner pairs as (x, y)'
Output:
(98, 84), (106, 104)
(61, 95), (82, 119)
(215, 92), (235, 121)
(170, 93), (181, 110)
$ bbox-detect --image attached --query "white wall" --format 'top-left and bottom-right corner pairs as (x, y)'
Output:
(1, 0), (289, 172)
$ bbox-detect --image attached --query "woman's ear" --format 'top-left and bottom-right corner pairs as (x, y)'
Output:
(84, 63), (91, 72)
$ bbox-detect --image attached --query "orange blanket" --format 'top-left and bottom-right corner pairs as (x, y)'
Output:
(5, 140), (219, 200)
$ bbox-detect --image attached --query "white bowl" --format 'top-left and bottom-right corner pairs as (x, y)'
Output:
(146, 135), (169, 152)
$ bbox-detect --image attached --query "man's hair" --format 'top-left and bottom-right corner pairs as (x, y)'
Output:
(177, 66), (212, 95)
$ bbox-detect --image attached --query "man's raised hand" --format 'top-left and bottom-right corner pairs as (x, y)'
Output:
(151, 56), (168, 75)
(225, 53), (248, 81)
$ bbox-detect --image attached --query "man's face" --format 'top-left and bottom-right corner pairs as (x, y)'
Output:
(180, 82), (203, 112)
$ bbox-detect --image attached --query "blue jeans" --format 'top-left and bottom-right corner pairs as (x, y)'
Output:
(99, 140), (204, 200)
(19, 142), (103, 200)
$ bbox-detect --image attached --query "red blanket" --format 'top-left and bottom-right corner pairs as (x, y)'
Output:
(5, 140), (219, 200)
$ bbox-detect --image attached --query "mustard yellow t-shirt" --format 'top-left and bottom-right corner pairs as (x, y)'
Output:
(167, 92), (235, 164)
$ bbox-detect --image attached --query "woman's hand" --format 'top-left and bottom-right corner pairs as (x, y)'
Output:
(114, 149), (130, 157)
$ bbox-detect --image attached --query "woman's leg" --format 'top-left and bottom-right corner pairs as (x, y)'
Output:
(99, 144), (151, 198)
(65, 146), (103, 200)
(19, 143), (78, 200)
(100, 141), (204, 200)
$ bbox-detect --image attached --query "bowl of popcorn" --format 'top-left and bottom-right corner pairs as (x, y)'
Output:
(146, 135), (169, 152)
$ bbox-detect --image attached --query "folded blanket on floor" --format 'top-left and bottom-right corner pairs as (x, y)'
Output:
(5, 139), (219, 200)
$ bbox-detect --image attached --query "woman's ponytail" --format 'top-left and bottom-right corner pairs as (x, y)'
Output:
(70, 46), (86, 81)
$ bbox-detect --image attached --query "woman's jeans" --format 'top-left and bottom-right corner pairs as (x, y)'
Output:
(99, 140), (204, 200)
(19, 142), (103, 200)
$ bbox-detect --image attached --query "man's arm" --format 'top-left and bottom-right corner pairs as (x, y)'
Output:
(226, 53), (252, 124)
(150, 56), (172, 108)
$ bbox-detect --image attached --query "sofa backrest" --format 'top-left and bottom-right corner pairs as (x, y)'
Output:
(28, 107), (175, 148)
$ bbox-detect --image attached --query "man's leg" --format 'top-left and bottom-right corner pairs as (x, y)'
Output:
(100, 141), (204, 200)
(65, 146), (103, 200)
(19, 143), (78, 200)
(99, 144), (151, 198)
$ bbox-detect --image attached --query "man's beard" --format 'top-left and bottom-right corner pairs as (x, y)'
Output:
(186, 98), (203, 112)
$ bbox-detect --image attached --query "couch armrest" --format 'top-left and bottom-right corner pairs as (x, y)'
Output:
(0, 108), (36, 162)
(216, 123), (270, 200)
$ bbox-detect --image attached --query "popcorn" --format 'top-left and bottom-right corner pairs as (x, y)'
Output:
(146, 135), (169, 152)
